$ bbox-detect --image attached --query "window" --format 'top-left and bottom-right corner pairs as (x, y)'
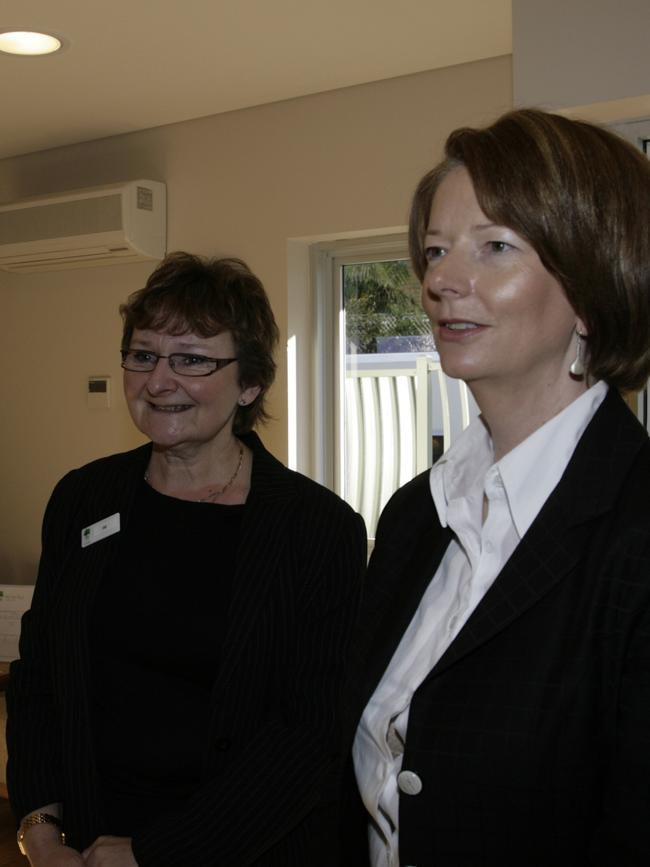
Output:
(288, 234), (476, 538)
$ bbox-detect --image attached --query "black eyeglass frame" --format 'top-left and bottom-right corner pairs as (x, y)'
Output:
(120, 349), (238, 377)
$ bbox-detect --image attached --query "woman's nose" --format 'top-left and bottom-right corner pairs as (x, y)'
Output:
(145, 357), (178, 394)
(423, 249), (473, 299)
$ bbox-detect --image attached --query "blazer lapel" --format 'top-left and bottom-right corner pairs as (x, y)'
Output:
(349, 473), (453, 719)
(216, 433), (298, 685)
(432, 389), (647, 678)
(51, 443), (151, 839)
(56, 444), (151, 630)
(431, 507), (592, 677)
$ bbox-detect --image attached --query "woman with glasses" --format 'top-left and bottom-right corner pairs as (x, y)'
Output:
(7, 252), (366, 867)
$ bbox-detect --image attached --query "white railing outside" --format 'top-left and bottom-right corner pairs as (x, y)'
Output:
(344, 352), (476, 536)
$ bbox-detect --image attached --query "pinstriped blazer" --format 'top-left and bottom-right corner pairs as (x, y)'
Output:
(344, 389), (650, 866)
(7, 432), (366, 866)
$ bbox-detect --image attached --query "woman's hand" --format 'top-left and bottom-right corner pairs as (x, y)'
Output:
(17, 810), (85, 867)
(82, 837), (138, 867)
(26, 846), (85, 867)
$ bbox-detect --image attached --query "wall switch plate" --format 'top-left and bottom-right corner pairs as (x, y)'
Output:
(88, 376), (111, 409)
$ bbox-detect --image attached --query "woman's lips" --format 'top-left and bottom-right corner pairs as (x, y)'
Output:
(437, 319), (486, 340)
(148, 403), (193, 412)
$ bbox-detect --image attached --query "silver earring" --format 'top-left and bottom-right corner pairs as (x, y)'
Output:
(238, 398), (247, 406)
(570, 330), (586, 377)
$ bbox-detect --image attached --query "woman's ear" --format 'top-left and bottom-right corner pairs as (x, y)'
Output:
(238, 385), (262, 407)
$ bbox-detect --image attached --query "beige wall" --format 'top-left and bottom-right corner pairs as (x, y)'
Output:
(0, 56), (512, 584)
(513, 0), (650, 122)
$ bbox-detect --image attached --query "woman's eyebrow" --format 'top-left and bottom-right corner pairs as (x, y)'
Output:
(425, 221), (498, 236)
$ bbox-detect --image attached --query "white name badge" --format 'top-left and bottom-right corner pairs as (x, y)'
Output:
(81, 513), (120, 548)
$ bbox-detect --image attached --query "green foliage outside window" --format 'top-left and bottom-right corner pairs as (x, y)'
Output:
(343, 260), (433, 354)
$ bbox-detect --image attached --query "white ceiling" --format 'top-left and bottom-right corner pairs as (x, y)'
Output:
(1, 0), (511, 161)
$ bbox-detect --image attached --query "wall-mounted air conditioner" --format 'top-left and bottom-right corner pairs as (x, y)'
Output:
(0, 179), (166, 273)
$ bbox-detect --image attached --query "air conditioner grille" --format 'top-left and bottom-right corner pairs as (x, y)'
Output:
(0, 194), (122, 245)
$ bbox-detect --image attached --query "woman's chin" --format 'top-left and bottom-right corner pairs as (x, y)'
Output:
(139, 424), (195, 449)
(438, 358), (482, 383)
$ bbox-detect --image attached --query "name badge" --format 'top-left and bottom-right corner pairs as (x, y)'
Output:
(81, 513), (120, 548)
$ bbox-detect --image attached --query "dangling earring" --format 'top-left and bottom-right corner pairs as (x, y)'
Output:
(570, 329), (586, 377)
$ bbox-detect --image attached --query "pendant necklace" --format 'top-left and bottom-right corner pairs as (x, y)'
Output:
(144, 443), (244, 502)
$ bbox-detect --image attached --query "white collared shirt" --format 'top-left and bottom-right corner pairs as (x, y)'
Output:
(353, 381), (608, 867)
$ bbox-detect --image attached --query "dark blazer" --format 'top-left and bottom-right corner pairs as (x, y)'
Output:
(7, 432), (366, 866)
(345, 389), (650, 866)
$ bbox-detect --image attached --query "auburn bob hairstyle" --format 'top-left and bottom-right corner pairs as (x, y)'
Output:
(409, 109), (650, 391)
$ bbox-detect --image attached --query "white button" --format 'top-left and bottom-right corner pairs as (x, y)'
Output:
(397, 769), (423, 795)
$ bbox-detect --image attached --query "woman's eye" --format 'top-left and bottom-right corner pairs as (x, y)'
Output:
(487, 241), (512, 253)
(133, 350), (156, 363)
(424, 246), (446, 261)
(180, 354), (208, 366)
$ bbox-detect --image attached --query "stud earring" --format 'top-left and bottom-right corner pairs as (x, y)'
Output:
(238, 398), (247, 406)
(570, 329), (586, 377)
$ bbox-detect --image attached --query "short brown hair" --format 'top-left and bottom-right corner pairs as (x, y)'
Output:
(121, 251), (279, 432)
(409, 109), (650, 391)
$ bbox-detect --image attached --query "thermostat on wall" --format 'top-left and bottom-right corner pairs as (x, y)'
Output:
(88, 376), (111, 409)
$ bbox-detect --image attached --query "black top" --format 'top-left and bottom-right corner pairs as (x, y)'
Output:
(90, 479), (244, 834)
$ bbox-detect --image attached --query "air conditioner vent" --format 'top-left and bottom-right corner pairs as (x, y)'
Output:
(0, 180), (166, 272)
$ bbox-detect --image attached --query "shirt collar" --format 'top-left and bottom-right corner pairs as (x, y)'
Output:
(497, 381), (608, 538)
(430, 416), (492, 528)
(430, 381), (608, 538)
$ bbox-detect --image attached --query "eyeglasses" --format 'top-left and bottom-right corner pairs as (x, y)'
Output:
(121, 349), (238, 377)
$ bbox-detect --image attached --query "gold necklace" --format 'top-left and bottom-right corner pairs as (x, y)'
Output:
(144, 444), (245, 502)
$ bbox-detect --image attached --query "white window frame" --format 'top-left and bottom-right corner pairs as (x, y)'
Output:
(287, 231), (410, 492)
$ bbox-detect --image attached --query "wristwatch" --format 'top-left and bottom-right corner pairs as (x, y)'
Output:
(17, 813), (65, 856)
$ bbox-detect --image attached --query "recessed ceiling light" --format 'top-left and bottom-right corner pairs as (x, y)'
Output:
(0, 31), (62, 56)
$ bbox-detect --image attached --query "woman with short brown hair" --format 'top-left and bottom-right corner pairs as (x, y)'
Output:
(348, 109), (650, 866)
(409, 108), (650, 391)
(8, 251), (366, 867)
